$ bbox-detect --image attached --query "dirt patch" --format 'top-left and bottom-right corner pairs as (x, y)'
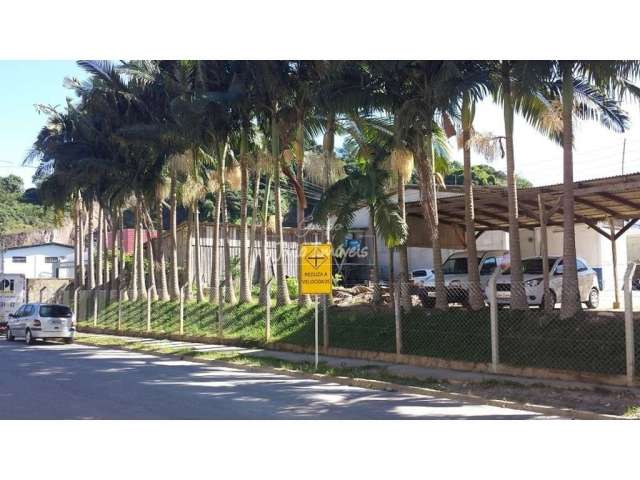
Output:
(443, 380), (640, 417)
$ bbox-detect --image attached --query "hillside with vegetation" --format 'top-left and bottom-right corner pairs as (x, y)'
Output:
(0, 174), (57, 235)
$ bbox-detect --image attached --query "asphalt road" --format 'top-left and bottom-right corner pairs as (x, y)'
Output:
(0, 339), (554, 420)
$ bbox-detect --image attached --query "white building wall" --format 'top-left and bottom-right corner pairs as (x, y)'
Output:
(1, 244), (74, 279)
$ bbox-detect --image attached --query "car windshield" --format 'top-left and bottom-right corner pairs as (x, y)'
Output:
(503, 258), (557, 275)
(39, 305), (72, 318)
(442, 257), (482, 275)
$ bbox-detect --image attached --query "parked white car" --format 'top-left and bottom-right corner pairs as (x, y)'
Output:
(417, 250), (508, 306)
(410, 268), (434, 286)
(487, 256), (600, 308)
(5, 303), (76, 345)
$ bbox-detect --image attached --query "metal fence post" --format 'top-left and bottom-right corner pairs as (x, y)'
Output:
(218, 283), (224, 338)
(489, 270), (500, 373)
(265, 277), (273, 342)
(92, 288), (98, 327)
(394, 283), (402, 359)
(323, 295), (329, 351)
(179, 284), (186, 336)
(314, 295), (319, 369)
(73, 287), (80, 323)
(623, 262), (637, 386)
(146, 286), (153, 333)
(117, 290), (123, 331)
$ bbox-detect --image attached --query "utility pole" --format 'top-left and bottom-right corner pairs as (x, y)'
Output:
(622, 138), (627, 174)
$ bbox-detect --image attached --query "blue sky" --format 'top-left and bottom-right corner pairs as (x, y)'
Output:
(1, 61), (640, 189)
(0, 61), (86, 188)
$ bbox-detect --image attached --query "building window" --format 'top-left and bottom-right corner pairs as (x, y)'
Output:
(11, 257), (26, 263)
(45, 257), (60, 263)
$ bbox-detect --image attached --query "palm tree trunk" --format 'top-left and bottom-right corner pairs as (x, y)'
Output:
(88, 199), (95, 289)
(170, 165), (180, 300)
(131, 207), (139, 301)
(141, 203), (158, 301)
(97, 205), (104, 287)
(137, 201), (147, 295)
(397, 175), (411, 309)
(74, 192), (81, 287)
(210, 188), (221, 304)
(272, 115), (291, 306)
(502, 64), (527, 309)
(111, 210), (119, 297)
(462, 94), (484, 310)
(416, 129), (448, 310)
(195, 205), (204, 302)
(259, 175), (272, 306)
(296, 120), (311, 307)
(119, 213), (128, 300)
(239, 125), (251, 303)
(249, 169), (261, 284)
(222, 196), (237, 304)
(157, 202), (170, 301)
(103, 212), (110, 285)
(560, 61), (581, 318)
(369, 208), (381, 302)
(185, 206), (193, 301)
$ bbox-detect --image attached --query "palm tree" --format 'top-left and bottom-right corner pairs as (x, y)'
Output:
(315, 116), (407, 294)
(223, 151), (239, 304)
(553, 61), (639, 317)
(154, 178), (171, 301)
(238, 122), (253, 303)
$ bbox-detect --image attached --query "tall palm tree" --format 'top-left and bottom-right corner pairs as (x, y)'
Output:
(223, 151), (239, 304)
(554, 61), (639, 317)
(238, 122), (253, 303)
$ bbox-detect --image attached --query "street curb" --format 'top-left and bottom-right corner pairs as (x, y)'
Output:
(74, 337), (629, 420)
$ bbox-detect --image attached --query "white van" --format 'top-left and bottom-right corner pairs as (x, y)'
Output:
(6, 303), (76, 344)
(0, 274), (26, 332)
(417, 250), (508, 307)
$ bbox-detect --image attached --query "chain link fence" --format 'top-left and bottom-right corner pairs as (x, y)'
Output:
(70, 265), (639, 386)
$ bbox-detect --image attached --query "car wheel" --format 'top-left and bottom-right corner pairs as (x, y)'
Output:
(586, 288), (600, 309)
(6, 329), (15, 342)
(541, 290), (556, 309)
(64, 337), (74, 344)
(25, 329), (35, 345)
(418, 293), (435, 309)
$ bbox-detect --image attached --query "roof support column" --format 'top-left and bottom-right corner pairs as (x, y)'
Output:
(609, 217), (620, 309)
(538, 194), (552, 311)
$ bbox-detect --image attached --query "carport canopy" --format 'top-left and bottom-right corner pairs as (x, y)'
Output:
(405, 173), (640, 309)
(406, 172), (640, 237)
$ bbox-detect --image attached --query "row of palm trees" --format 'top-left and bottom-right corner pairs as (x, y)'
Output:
(28, 61), (640, 319)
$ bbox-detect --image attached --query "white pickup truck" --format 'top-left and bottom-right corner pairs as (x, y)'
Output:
(415, 250), (508, 307)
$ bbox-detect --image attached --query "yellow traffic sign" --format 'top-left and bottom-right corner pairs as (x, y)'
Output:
(299, 243), (332, 295)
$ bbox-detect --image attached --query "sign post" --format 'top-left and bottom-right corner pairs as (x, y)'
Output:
(299, 243), (332, 369)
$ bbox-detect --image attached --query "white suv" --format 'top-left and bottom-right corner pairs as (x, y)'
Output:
(410, 268), (434, 286)
(416, 250), (508, 307)
(487, 256), (600, 308)
(5, 303), (76, 345)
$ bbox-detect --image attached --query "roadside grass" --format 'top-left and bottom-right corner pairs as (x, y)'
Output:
(624, 405), (640, 418)
(76, 297), (639, 376)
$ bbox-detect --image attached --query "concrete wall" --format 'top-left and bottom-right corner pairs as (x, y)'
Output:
(26, 278), (72, 303)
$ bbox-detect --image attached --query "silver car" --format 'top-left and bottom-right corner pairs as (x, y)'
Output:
(488, 256), (600, 308)
(5, 303), (76, 345)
